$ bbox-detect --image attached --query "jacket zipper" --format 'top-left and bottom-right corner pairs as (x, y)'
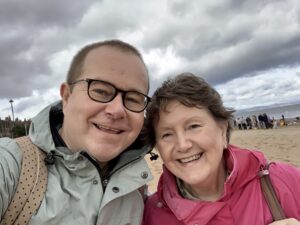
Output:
(82, 152), (143, 191)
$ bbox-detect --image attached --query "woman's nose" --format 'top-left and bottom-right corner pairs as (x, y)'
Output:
(176, 133), (192, 152)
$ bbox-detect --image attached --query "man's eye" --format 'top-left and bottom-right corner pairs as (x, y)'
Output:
(94, 89), (105, 94)
(90, 88), (114, 101)
(125, 93), (144, 105)
(126, 96), (141, 104)
(92, 89), (111, 96)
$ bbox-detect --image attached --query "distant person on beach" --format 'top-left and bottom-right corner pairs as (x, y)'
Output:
(142, 73), (300, 225)
(246, 116), (252, 129)
(251, 114), (258, 129)
(237, 117), (242, 130)
(272, 117), (278, 129)
(241, 116), (247, 130)
(0, 40), (152, 225)
(282, 114), (286, 126)
(263, 113), (272, 129)
(258, 113), (266, 129)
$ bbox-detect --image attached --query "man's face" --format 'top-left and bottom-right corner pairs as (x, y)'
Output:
(60, 46), (148, 165)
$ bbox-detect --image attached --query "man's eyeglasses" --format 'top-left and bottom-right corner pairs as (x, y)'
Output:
(68, 78), (151, 113)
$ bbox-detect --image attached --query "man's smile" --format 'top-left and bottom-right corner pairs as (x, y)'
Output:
(93, 123), (123, 134)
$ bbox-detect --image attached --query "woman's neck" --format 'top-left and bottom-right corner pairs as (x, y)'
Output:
(183, 161), (228, 201)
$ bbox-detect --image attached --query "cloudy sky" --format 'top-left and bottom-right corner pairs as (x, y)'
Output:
(0, 0), (300, 120)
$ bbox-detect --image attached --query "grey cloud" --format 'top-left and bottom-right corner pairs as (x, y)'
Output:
(0, 30), (54, 98)
(202, 32), (300, 85)
(206, 0), (289, 20)
(1, 0), (300, 118)
(141, 0), (300, 85)
(0, 0), (97, 28)
(14, 97), (41, 114)
(218, 71), (300, 110)
(75, 0), (157, 40)
(168, 0), (195, 18)
(0, 0), (98, 98)
(148, 77), (164, 97)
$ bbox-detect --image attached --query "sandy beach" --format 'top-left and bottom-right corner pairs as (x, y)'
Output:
(145, 125), (300, 193)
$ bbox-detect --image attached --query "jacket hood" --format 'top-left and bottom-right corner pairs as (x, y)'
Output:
(29, 101), (58, 153)
(157, 144), (267, 223)
(222, 144), (267, 197)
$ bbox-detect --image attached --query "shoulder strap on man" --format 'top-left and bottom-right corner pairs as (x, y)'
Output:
(259, 163), (286, 221)
(0, 136), (48, 225)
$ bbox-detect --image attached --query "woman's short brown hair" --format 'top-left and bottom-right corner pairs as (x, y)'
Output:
(143, 72), (235, 149)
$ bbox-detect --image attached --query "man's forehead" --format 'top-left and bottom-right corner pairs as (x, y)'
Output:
(83, 46), (149, 93)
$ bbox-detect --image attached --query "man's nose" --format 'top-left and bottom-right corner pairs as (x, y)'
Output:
(104, 93), (126, 119)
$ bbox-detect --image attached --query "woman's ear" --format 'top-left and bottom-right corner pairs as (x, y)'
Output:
(220, 120), (228, 146)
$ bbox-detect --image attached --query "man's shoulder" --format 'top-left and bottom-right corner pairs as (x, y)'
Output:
(0, 137), (23, 218)
(0, 137), (23, 177)
(0, 137), (23, 160)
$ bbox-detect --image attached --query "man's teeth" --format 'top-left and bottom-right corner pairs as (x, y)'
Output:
(179, 153), (202, 163)
(94, 124), (121, 133)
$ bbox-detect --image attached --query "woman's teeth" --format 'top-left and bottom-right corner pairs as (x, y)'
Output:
(179, 153), (203, 163)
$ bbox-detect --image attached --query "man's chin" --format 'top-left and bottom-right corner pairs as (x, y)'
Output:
(88, 145), (123, 160)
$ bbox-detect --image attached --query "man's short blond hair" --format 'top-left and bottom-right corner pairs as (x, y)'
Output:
(66, 39), (148, 91)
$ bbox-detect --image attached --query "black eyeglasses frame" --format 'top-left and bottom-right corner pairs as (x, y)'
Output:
(68, 78), (151, 113)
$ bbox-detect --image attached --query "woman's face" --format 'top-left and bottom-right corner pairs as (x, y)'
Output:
(154, 100), (227, 194)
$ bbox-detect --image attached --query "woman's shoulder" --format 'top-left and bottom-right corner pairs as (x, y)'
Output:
(269, 161), (300, 181)
(144, 192), (160, 209)
(269, 162), (300, 219)
(269, 161), (300, 187)
(143, 192), (181, 225)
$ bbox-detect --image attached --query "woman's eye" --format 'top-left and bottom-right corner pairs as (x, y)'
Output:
(189, 124), (201, 129)
(161, 133), (172, 139)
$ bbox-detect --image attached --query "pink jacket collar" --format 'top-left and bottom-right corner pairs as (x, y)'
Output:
(157, 144), (267, 223)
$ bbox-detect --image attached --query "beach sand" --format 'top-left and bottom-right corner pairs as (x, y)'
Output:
(145, 125), (300, 193)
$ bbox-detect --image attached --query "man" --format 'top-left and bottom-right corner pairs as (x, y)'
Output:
(0, 40), (153, 225)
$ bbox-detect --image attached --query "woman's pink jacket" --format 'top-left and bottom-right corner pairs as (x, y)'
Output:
(143, 145), (300, 225)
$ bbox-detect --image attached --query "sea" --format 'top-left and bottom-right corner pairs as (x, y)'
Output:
(233, 103), (300, 120)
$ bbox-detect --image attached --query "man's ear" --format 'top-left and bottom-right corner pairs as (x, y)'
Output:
(60, 82), (71, 109)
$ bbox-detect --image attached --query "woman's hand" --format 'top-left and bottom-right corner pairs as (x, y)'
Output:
(269, 218), (300, 225)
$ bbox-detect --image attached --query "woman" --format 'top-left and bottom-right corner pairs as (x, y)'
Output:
(142, 73), (300, 225)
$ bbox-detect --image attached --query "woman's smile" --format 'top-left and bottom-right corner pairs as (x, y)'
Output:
(178, 152), (203, 164)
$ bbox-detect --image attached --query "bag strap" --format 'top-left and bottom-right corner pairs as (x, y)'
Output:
(259, 163), (286, 221)
(0, 136), (48, 225)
